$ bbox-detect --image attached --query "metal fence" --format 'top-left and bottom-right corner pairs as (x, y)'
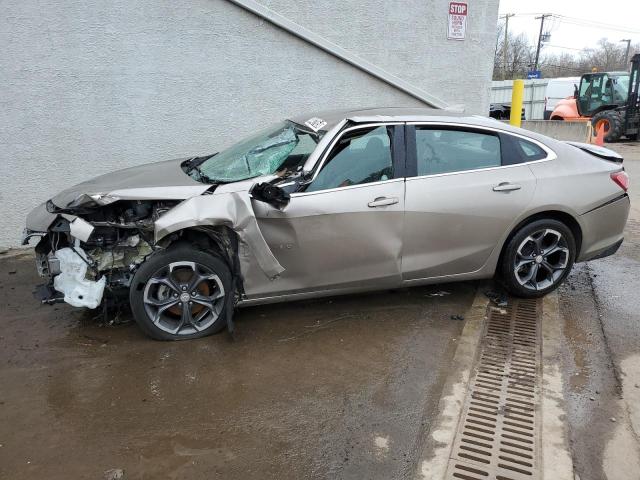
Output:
(490, 79), (549, 120)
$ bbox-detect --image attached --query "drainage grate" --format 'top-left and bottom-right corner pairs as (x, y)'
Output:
(445, 298), (542, 480)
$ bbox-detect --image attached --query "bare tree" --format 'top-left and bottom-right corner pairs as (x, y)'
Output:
(493, 28), (640, 80)
(538, 52), (584, 78)
(493, 29), (535, 80)
(582, 38), (633, 71)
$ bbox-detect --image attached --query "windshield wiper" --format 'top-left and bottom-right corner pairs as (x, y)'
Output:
(185, 154), (218, 183)
(187, 153), (217, 171)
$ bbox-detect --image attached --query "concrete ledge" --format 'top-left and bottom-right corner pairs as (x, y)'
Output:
(521, 120), (590, 142)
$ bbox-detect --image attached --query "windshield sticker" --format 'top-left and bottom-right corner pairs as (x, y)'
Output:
(304, 117), (327, 132)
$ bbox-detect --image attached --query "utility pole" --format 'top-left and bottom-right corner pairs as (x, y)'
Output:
(621, 39), (631, 69)
(533, 14), (551, 73)
(501, 13), (515, 80)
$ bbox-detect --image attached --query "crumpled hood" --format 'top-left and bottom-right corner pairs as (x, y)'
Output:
(51, 158), (210, 208)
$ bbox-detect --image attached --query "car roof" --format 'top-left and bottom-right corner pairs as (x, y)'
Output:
(289, 107), (556, 143)
(291, 107), (564, 174)
(288, 107), (467, 132)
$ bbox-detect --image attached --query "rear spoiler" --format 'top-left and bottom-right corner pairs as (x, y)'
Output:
(564, 141), (623, 163)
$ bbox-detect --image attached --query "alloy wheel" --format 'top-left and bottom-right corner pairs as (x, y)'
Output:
(514, 229), (570, 291)
(143, 261), (225, 335)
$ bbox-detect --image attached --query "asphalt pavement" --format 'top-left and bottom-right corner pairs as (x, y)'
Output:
(557, 142), (640, 480)
(0, 253), (475, 480)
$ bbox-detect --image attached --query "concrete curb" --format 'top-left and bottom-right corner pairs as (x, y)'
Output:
(414, 287), (489, 480)
(541, 292), (574, 480)
(415, 289), (575, 480)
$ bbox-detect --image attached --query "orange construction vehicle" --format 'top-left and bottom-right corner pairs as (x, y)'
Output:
(550, 54), (640, 142)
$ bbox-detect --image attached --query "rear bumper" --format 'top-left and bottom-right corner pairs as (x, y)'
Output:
(580, 238), (623, 262)
(577, 194), (630, 262)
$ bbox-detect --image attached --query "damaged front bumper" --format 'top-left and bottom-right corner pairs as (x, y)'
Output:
(31, 238), (150, 308)
(24, 178), (290, 311)
(25, 202), (157, 309)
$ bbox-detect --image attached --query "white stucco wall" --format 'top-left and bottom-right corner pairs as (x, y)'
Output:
(0, 0), (499, 248)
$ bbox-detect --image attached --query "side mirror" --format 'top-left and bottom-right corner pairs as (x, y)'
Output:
(573, 84), (579, 98)
(250, 183), (290, 209)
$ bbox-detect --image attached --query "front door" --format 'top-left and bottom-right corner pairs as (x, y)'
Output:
(246, 124), (406, 298)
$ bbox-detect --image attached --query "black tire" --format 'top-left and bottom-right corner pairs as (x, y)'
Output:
(591, 110), (624, 142)
(499, 219), (576, 298)
(129, 243), (233, 340)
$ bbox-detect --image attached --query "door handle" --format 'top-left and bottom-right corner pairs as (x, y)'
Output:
(368, 196), (399, 207)
(493, 182), (521, 192)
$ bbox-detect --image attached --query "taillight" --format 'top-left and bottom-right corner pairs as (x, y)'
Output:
(611, 171), (629, 192)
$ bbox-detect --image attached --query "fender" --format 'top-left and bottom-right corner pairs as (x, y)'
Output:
(154, 191), (284, 279)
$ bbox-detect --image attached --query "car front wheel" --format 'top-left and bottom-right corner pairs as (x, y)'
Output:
(500, 219), (576, 298)
(130, 244), (232, 340)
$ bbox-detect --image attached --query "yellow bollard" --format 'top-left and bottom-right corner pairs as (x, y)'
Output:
(509, 79), (524, 127)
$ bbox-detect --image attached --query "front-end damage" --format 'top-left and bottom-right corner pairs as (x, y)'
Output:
(26, 199), (179, 308)
(24, 180), (290, 312)
(24, 117), (327, 315)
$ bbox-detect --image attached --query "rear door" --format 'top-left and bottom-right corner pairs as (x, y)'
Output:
(402, 124), (542, 282)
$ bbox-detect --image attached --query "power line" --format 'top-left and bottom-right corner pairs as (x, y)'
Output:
(558, 20), (640, 36)
(543, 44), (588, 52)
(497, 12), (640, 35)
(552, 15), (640, 35)
(498, 12), (547, 17)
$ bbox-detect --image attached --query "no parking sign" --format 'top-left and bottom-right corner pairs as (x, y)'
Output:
(448, 2), (467, 40)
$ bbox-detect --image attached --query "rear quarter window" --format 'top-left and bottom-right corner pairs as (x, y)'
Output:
(515, 138), (547, 161)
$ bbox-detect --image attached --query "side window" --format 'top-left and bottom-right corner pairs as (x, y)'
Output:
(515, 138), (547, 161)
(306, 126), (393, 192)
(415, 128), (501, 175)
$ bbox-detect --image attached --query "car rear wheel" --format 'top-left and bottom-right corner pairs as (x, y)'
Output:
(500, 219), (576, 298)
(130, 244), (232, 340)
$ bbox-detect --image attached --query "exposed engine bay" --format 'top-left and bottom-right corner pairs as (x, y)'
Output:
(32, 200), (178, 307)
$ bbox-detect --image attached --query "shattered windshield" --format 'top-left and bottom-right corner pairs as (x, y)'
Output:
(191, 121), (320, 183)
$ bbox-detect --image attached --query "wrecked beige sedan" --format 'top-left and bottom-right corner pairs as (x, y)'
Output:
(24, 108), (630, 340)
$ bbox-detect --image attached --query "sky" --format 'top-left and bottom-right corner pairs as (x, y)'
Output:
(498, 0), (640, 57)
